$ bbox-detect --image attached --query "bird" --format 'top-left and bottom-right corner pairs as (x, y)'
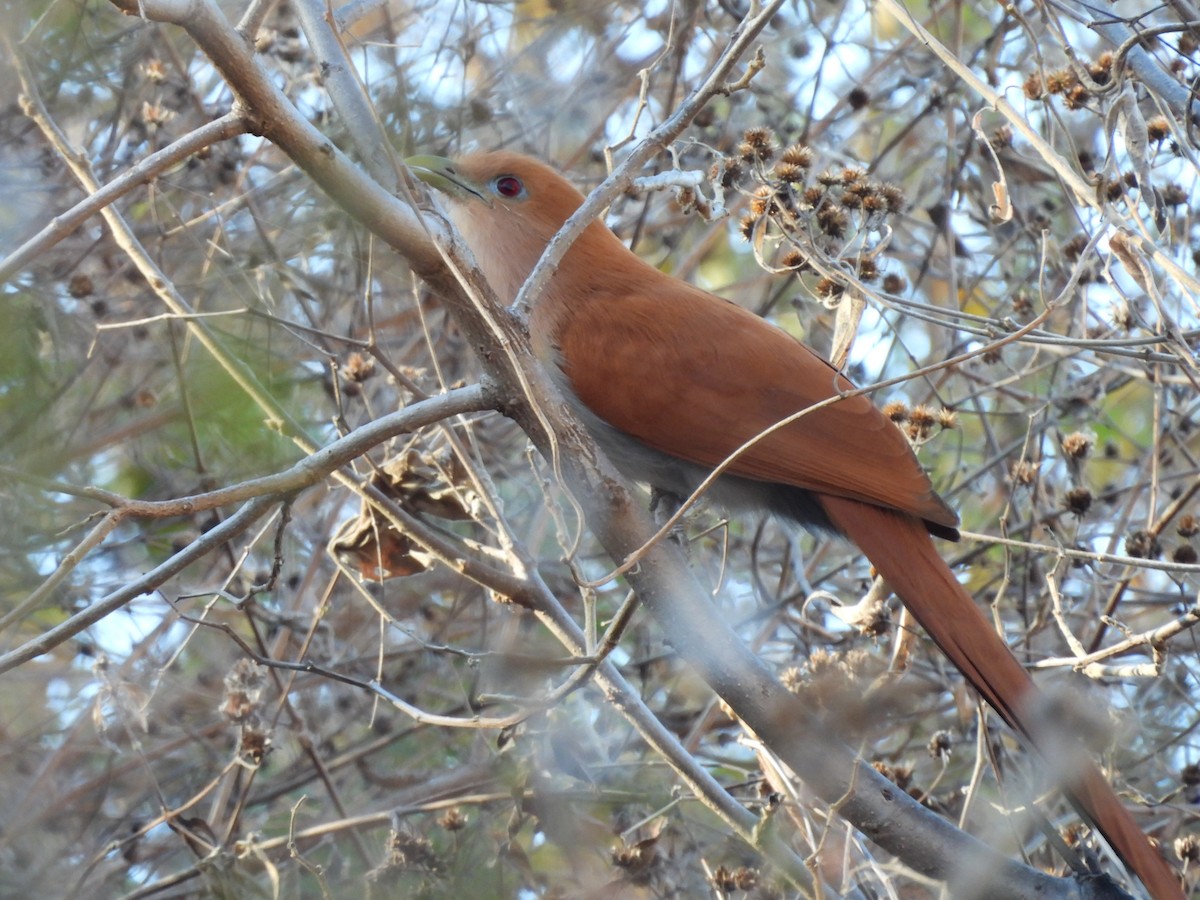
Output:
(407, 150), (1181, 899)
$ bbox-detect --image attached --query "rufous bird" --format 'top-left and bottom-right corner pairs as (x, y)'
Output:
(408, 151), (1180, 898)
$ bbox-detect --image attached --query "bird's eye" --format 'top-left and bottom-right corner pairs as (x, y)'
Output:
(493, 175), (524, 198)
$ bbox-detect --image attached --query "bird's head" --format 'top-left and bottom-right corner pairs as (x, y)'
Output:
(407, 151), (634, 302)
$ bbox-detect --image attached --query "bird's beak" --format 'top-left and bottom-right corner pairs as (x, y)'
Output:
(405, 155), (490, 205)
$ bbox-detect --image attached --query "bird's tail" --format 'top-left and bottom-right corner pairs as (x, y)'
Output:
(819, 494), (1180, 899)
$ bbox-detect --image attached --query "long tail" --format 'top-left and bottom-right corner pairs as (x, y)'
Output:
(819, 494), (1180, 900)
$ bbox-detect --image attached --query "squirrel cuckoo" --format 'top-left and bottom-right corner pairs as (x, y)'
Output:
(409, 151), (1180, 898)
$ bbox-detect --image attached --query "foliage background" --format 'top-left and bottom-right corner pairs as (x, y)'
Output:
(1, 0), (1199, 896)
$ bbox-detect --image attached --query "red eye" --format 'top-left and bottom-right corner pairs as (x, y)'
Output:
(493, 175), (524, 198)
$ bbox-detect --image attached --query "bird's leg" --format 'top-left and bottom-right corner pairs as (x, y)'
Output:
(648, 486), (690, 550)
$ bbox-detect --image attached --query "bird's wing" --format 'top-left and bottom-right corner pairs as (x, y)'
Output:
(553, 278), (958, 530)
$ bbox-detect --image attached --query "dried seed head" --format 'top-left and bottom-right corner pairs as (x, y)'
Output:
(780, 249), (808, 271)
(1065, 84), (1089, 110)
(1147, 116), (1171, 142)
(749, 185), (772, 217)
(1023, 72), (1044, 100)
(1045, 69), (1075, 94)
(936, 408), (958, 429)
(1063, 234), (1090, 261)
(1061, 823), (1087, 848)
(611, 839), (655, 872)
(861, 193), (886, 215)
(856, 258), (879, 282)
(732, 868), (758, 891)
(1162, 182), (1188, 206)
(343, 352), (376, 383)
(779, 144), (814, 168)
(882, 273), (906, 294)
(140, 101), (174, 129)
(847, 86), (870, 110)
(882, 401), (909, 422)
(872, 762), (913, 790)
(1175, 835), (1200, 864)
(1065, 487), (1093, 517)
(68, 274), (94, 298)
(1172, 544), (1198, 565)
(1060, 432), (1093, 460)
(1177, 514), (1198, 538)
(788, 37), (810, 58)
(814, 276), (843, 300)
(909, 404), (936, 432)
(773, 162), (805, 183)
(719, 156), (745, 187)
(738, 213), (756, 241)
(221, 659), (267, 723)
(928, 730), (953, 760)
(740, 126), (777, 162)
(1011, 460), (1039, 486)
(879, 183), (906, 214)
(240, 728), (270, 764)
(799, 185), (824, 208)
(780, 666), (804, 692)
(807, 648), (838, 678)
(709, 866), (736, 891)
(143, 59), (168, 83)
(1125, 529), (1161, 559)
(1090, 52), (1114, 84)
(817, 204), (848, 238)
(856, 602), (892, 638)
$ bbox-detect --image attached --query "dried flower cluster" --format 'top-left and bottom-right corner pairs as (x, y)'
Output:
(715, 127), (907, 300)
(220, 658), (271, 764)
(1023, 53), (1114, 110)
(882, 401), (958, 446)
